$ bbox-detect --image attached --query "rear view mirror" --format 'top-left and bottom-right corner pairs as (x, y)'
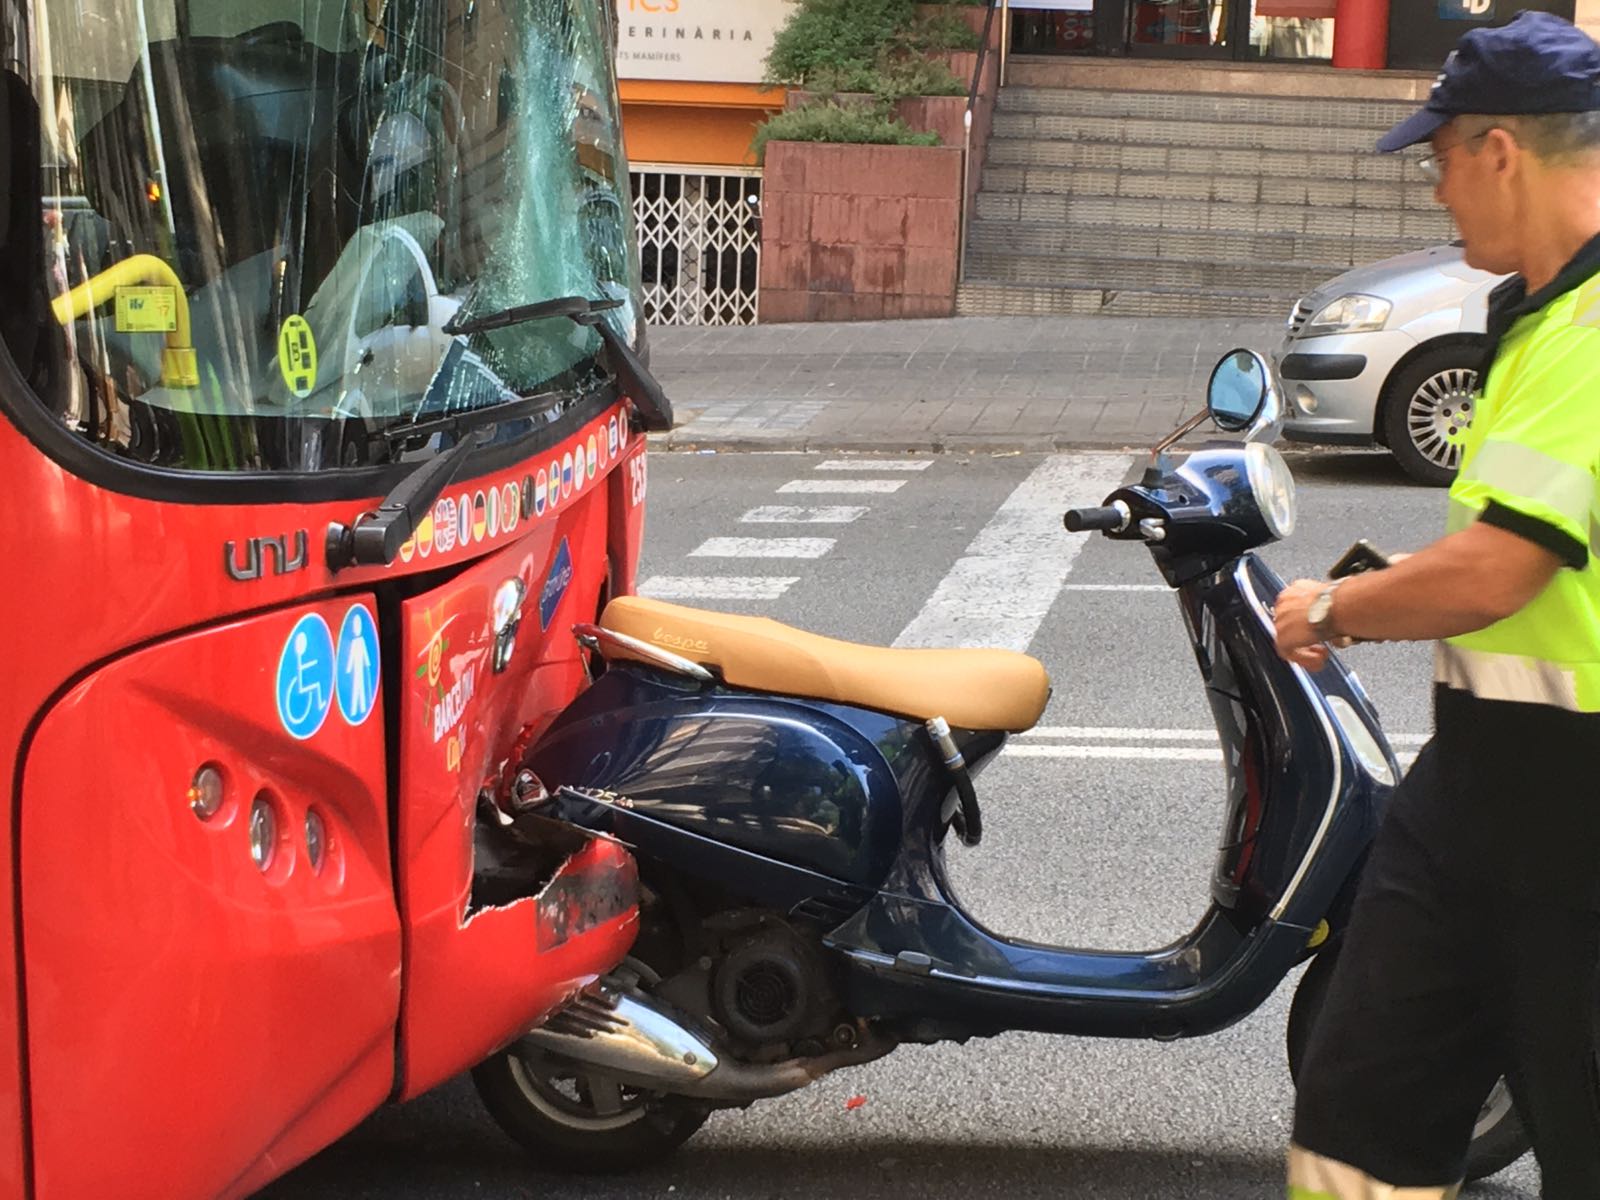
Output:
(1208, 350), (1268, 431)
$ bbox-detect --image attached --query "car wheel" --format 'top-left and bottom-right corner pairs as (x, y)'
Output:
(1380, 345), (1481, 487)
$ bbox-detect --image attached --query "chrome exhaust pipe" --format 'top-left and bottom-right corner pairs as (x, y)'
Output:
(520, 984), (892, 1103)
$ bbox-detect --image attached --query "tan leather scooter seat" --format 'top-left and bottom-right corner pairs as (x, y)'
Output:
(600, 596), (1050, 733)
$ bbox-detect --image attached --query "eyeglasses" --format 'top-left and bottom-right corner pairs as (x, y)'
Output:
(1417, 130), (1494, 184)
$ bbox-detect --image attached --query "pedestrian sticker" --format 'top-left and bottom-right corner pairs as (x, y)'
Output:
(277, 315), (318, 400)
(276, 613), (335, 740)
(335, 604), (381, 727)
(114, 286), (178, 334)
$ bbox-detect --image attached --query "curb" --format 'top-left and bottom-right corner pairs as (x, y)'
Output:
(647, 432), (1156, 454)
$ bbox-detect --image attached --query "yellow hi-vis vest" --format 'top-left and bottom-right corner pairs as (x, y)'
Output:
(1441, 272), (1600, 712)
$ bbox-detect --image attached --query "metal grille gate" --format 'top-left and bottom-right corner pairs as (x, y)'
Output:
(630, 165), (761, 326)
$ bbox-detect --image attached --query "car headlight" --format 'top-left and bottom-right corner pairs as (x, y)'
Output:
(1245, 442), (1297, 539)
(1305, 293), (1391, 336)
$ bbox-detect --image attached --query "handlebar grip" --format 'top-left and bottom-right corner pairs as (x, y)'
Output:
(1063, 504), (1126, 533)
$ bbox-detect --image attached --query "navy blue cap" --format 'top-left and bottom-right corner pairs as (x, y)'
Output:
(1377, 11), (1600, 153)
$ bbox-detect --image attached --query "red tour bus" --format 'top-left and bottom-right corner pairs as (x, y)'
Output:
(0, 0), (670, 1195)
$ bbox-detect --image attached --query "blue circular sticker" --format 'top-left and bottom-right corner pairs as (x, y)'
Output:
(276, 613), (336, 740)
(335, 604), (381, 727)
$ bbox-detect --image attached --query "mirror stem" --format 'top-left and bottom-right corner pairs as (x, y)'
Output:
(1152, 408), (1212, 458)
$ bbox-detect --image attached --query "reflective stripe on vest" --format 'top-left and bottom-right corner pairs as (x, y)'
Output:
(1435, 641), (1585, 711)
(1459, 439), (1593, 529)
(1288, 1145), (1462, 1199)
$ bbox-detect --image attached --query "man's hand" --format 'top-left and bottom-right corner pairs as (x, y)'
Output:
(1274, 578), (1333, 671)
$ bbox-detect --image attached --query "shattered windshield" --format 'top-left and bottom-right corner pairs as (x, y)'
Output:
(10, 0), (637, 472)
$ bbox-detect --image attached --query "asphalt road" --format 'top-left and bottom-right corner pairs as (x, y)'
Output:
(258, 446), (1539, 1200)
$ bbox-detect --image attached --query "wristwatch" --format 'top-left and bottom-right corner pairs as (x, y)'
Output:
(1307, 581), (1343, 640)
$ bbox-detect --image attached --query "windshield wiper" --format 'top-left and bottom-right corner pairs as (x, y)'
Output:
(325, 404), (512, 571)
(444, 295), (674, 432)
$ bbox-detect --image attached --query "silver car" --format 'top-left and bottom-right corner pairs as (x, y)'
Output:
(1274, 244), (1507, 486)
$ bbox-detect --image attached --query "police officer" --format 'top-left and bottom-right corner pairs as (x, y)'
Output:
(1273, 12), (1600, 1199)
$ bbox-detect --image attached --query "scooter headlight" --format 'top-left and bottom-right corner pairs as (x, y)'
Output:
(1244, 442), (1296, 540)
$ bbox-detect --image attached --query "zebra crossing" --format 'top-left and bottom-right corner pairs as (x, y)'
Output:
(638, 454), (923, 603)
(635, 451), (1432, 757)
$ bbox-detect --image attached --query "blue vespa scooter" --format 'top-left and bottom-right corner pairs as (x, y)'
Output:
(472, 350), (1528, 1180)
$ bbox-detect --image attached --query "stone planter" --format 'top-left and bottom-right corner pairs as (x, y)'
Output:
(759, 141), (964, 322)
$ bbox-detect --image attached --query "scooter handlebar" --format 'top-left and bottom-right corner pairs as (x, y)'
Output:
(1063, 502), (1130, 534)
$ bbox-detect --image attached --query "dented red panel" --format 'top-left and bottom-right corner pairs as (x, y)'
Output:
(394, 428), (639, 1098)
(20, 601), (400, 1200)
(1, 398), (645, 1198)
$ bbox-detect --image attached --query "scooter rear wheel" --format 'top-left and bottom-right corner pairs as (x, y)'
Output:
(1286, 947), (1530, 1183)
(473, 954), (710, 1173)
(471, 1040), (710, 1173)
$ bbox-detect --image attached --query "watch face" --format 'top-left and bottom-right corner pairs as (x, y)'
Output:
(1310, 589), (1335, 629)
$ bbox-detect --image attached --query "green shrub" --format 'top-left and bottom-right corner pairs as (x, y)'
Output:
(752, 101), (941, 163)
(765, 0), (917, 86)
(805, 54), (965, 101)
(765, 0), (978, 89)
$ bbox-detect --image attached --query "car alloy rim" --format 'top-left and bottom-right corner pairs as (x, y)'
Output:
(1406, 367), (1477, 471)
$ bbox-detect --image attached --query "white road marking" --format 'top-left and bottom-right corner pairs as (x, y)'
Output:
(1005, 744), (1422, 766)
(893, 453), (1135, 651)
(1018, 726), (1430, 746)
(742, 506), (868, 524)
(1007, 745), (1224, 761)
(1061, 584), (1168, 592)
(638, 576), (800, 601)
(778, 479), (908, 495)
(816, 459), (933, 472)
(690, 537), (835, 559)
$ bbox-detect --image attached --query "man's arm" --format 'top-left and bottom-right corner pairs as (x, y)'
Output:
(1274, 521), (1564, 667)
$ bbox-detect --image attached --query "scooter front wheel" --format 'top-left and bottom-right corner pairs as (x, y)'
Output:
(472, 1041), (710, 1173)
(1286, 948), (1530, 1182)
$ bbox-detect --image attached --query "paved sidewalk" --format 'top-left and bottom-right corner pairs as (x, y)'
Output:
(647, 314), (1286, 452)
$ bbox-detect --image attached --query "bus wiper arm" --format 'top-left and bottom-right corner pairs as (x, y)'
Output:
(444, 295), (674, 432)
(325, 421), (493, 572)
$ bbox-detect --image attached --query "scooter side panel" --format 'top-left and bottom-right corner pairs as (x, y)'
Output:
(529, 669), (907, 892)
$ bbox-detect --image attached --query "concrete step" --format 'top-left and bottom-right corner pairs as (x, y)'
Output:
(978, 162), (1439, 209)
(996, 86), (1416, 129)
(956, 280), (1298, 319)
(964, 219), (1435, 271)
(972, 191), (1455, 240)
(962, 249), (1337, 296)
(984, 136), (1420, 184)
(991, 111), (1401, 155)
(1002, 55), (1434, 103)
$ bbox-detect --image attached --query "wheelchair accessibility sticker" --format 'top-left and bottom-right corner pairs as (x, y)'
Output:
(276, 613), (336, 740)
(336, 604), (381, 727)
